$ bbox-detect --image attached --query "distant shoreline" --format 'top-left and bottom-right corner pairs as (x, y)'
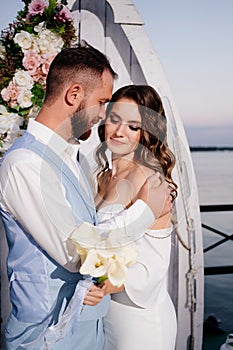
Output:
(190, 146), (233, 152)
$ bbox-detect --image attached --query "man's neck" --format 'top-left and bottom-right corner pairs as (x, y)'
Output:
(36, 107), (72, 142)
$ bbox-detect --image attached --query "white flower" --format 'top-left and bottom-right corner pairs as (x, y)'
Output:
(107, 258), (128, 287)
(37, 29), (64, 55)
(0, 107), (24, 152)
(0, 43), (6, 59)
(0, 123), (22, 152)
(0, 106), (23, 133)
(79, 249), (108, 277)
(7, 113), (24, 127)
(0, 105), (8, 115)
(34, 22), (46, 34)
(79, 246), (137, 287)
(70, 223), (137, 287)
(17, 89), (33, 108)
(0, 116), (10, 134)
(13, 70), (34, 89)
(14, 31), (34, 50)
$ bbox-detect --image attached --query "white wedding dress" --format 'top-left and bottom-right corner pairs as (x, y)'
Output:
(97, 204), (177, 350)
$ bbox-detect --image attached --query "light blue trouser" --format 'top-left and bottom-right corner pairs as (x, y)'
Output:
(4, 296), (110, 350)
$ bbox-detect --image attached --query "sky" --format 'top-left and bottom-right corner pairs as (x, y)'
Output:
(133, 0), (233, 126)
(1, 0), (233, 145)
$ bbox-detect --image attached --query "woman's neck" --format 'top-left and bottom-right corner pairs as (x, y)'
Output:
(111, 155), (136, 179)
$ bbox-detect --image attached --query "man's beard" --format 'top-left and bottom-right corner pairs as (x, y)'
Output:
(71, 100), (91, 141)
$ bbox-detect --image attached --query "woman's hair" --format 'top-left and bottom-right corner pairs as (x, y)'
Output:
(45, 41), (117, 104)
(96, 84), (177, 200)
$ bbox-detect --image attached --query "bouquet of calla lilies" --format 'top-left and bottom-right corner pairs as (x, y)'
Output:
(70, 223), (137, 287)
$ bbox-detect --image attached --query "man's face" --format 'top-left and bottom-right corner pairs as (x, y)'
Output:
(71, 69), (113, 140)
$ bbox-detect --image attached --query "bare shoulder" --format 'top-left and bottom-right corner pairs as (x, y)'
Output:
(128, 163), (155, 190)
(139, 164), (155, 179)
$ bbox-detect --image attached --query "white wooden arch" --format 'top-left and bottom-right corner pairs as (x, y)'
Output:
(67, 1), (204, 349)
(0, 1), (204, 349)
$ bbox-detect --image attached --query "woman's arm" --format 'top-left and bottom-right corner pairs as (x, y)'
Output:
(150, 212), (171, 230)
(102, 279), (125, 296)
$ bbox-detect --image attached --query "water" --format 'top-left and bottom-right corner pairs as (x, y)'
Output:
(191, 151), (233, 334)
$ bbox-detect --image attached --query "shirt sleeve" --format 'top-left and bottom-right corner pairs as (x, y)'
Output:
(0, 150), (80, 272)
(95, 200), (155, 241)
(0, 149), (155, 272)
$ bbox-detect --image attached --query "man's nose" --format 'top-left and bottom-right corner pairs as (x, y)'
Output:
(99, 105), (106, 120)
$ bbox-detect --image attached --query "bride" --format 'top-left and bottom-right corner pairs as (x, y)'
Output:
(94, 85), (178, 349)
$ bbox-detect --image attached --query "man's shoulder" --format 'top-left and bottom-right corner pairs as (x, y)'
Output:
(0, 147), (40, 172)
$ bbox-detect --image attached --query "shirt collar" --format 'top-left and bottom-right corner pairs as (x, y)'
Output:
(27, 119), (80, 157)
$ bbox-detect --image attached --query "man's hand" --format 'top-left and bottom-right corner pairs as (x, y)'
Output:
(136, 173), (173, 219)
(83, 283), (105, 306)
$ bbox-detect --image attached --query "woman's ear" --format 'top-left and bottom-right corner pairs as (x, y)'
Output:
(65, 84), (84, 107)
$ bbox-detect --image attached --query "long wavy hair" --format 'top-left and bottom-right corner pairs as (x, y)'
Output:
(95, 85), (178, 200)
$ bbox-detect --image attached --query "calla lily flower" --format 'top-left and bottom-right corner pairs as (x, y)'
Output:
(108, 259), (128, 287)
(71, 225), (138, 286)
(79, 249), (108, 277)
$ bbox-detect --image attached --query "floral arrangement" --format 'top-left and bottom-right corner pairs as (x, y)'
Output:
(70, 223), (137, 287)
(0, 0), (77, 154)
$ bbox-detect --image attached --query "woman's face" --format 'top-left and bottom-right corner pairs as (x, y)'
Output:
(105, 97), (142, 157)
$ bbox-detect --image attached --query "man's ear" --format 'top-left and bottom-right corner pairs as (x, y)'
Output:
(65, 84), (84, 106)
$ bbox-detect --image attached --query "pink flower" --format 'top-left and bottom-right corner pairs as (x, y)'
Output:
(54, 6), (73, 23)
(41, 54), (55, 76)
(30, 66), (43, 83)
(1, 88), (10, 102)
(27, 0), (48, 18)
(23, 51), (41, 75)
(28, 54), (54, 83)
(1, 82), (20, 105)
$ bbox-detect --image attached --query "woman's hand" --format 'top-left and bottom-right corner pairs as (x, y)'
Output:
(83, 280), (125, 306)
(102, 279), (125, 295)
(83, 283), (105, 306)
(150, 212), (171, 230)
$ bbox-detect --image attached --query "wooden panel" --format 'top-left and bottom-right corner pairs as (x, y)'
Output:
(79, 10), (105, 52)
(105, 3), (131, 75)
(105, 37), (132, 90)
(107, 0), (143, 24)
(130, 48), (146, 84)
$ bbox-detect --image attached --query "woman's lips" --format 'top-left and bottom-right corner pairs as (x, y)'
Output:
(110, 137), (126, 145)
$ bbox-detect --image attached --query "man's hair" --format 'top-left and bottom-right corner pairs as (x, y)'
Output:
(45, 41), (117, 103)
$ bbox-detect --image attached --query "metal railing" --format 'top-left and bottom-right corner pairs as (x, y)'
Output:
(200, 204), (233, 275)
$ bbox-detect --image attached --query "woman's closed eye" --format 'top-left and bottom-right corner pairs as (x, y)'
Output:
(128, 125), (141, 132)
(109, 115), (120, 124)
(108, 113), (141, 132)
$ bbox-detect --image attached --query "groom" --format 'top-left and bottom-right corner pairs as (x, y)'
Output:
(0, 44), (172, 349)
